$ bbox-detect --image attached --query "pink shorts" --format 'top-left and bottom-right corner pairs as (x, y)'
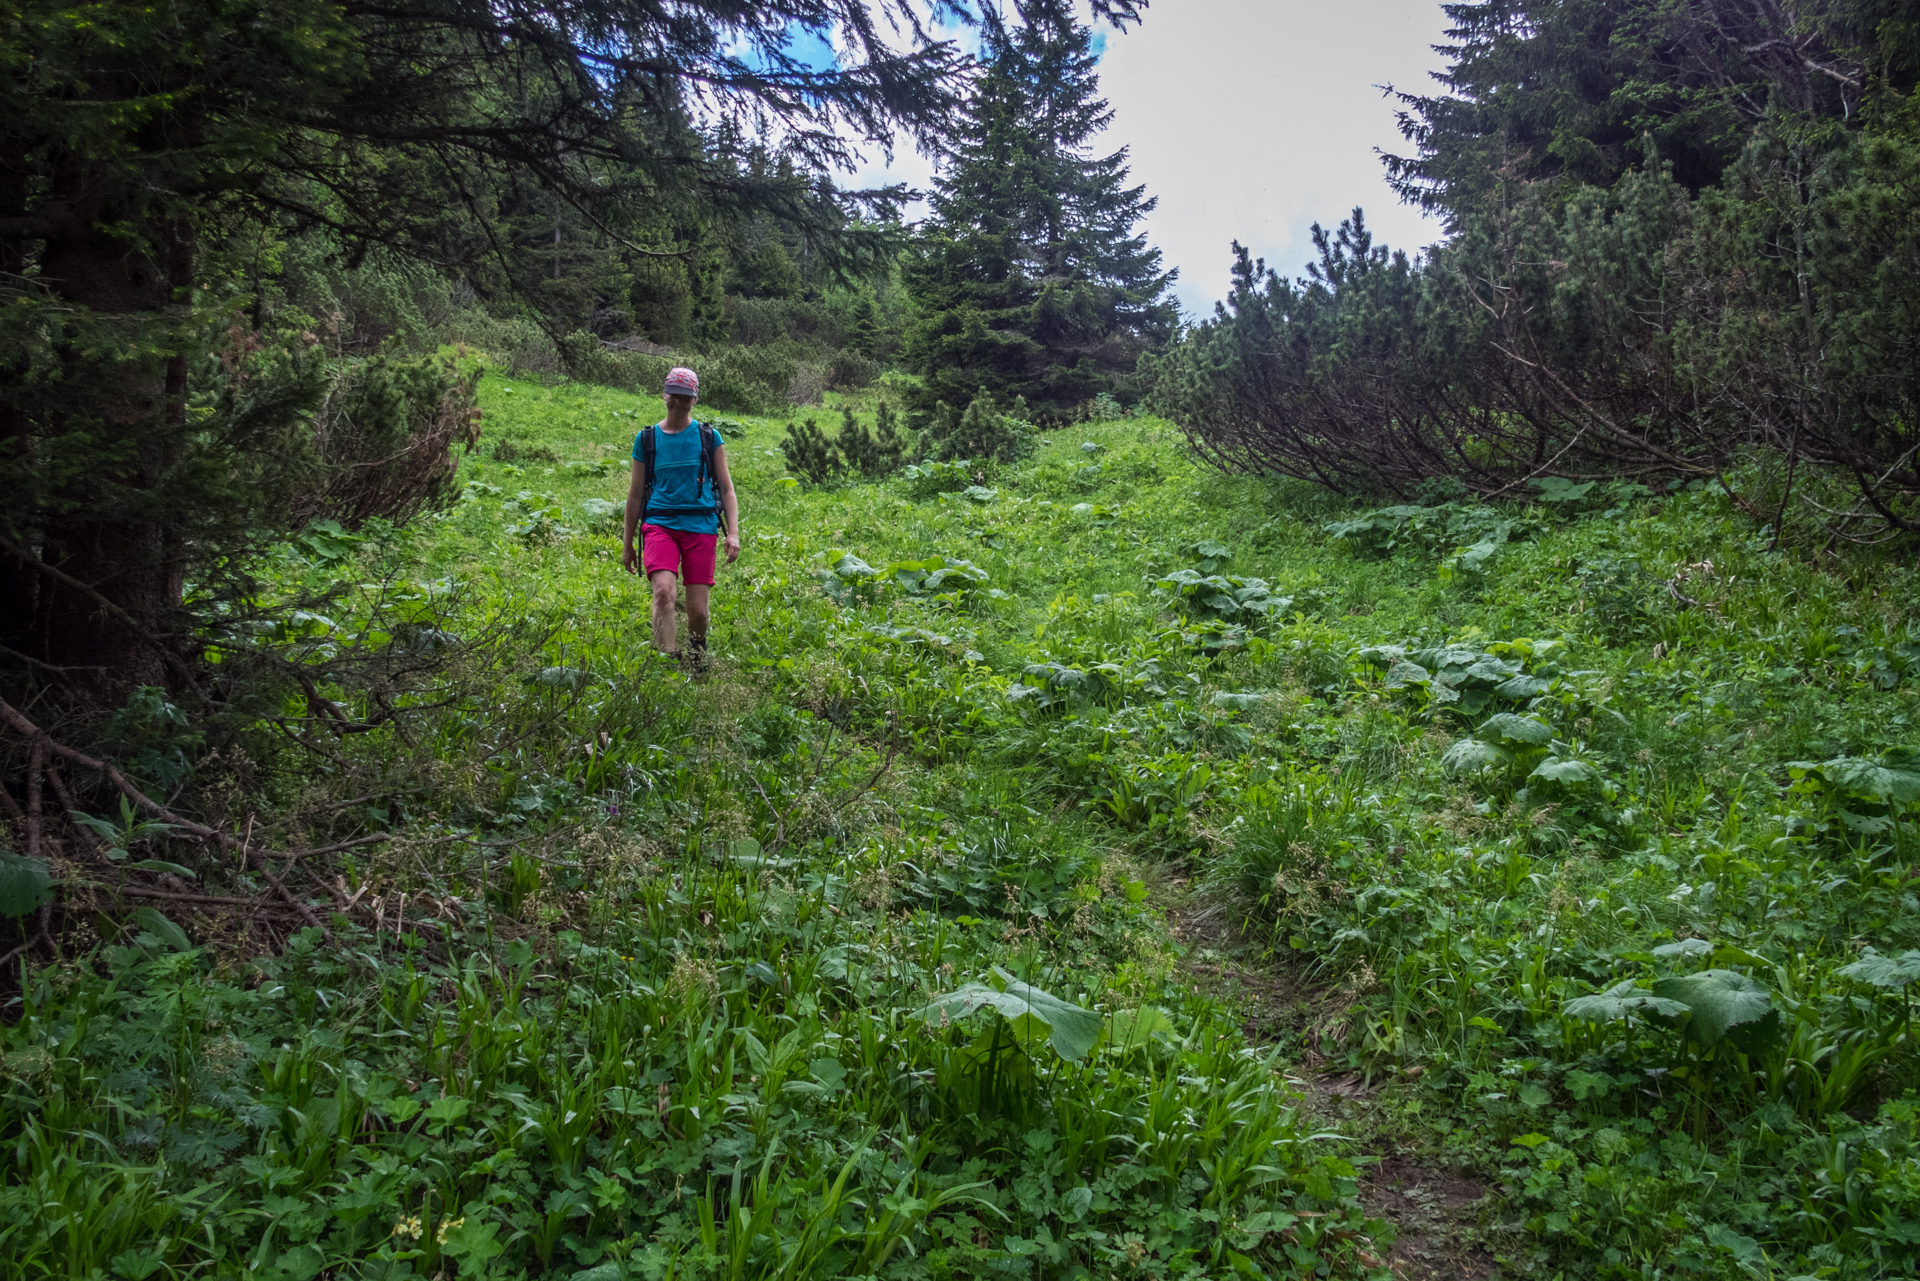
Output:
(642, 524), (717, 585)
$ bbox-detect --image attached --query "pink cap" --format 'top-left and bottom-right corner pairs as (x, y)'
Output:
(664, 366), (699, 397)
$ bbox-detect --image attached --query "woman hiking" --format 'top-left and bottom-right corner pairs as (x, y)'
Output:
(621, 366), (740, 665)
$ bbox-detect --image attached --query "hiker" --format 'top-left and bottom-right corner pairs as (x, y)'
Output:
(622, 366), (740, 662)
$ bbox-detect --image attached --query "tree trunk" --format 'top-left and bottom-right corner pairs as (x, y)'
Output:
(0, 161), (37, 653)
(26, 160), (192, 701)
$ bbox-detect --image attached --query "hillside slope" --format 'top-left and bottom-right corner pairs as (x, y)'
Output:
(7, 372), (1920, 1280)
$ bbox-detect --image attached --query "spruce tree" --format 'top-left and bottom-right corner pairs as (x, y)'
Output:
(902, 19), (1177, 422)
(873, 400), (909, 464)
(780, 418), (843, 485)
(847, 294), (882, 357)
(836, 404), (908, 478)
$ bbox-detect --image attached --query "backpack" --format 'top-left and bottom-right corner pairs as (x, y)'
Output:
(638, 422), (724, 529)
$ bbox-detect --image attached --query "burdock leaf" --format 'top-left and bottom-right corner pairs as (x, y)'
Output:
(1530, 757), (1600, 785)
(1838, 949), (1920, 989)
(1821, 757), (1920, 805)
(1476, 713), (1553, 746)
(1441, 739), (1511, 773)
(1383, 659), (1431, 689)
(1104, 1006), (1178, 1053)
(1563, 980), (1690, 1024)
(917, 968), (1103, 1060)
(1649, 969), (1783, 1052)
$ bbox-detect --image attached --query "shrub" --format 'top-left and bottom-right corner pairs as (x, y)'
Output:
(837, 403), (909, 479)
(297, 355), (484, 528)
(785, 360), (827, 406)
(921, 391), (1034, 463)
(490, 435), (560, 465)
(827, 349), (880, 390)
(780, 417), (841, 485)
(696, 344), (798, 414)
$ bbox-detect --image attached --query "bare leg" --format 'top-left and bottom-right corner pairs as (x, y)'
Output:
(649, 570), (679, 653)
(684, 584), (711, 649)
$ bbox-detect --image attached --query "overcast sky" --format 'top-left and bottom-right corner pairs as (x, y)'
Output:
(847, 0), (1456, 320)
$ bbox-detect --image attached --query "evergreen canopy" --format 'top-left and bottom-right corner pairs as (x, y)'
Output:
(902, 18), (1176, 420)
(1150, 0), (1920, 545)
(1383, 0), (1920, 222)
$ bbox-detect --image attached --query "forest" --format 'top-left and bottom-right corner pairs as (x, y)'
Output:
(4, 2), (1920, 1278)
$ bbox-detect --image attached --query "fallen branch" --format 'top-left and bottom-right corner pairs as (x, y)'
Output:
(0, 698), (327, 933)
(86, 885), (300, 911)
(0, 534), (214, 707)
(0, 642), (105, 678)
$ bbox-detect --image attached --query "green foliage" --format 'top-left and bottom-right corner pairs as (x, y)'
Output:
(1353, 638), (1561, 717)
(900, 20), (1175, 419)
(0, 854), (53, 919)
(70, 796), (185, 864)
(920, 392), (1035, 464)
(834, 403), (909, 479)
(1787, 751), (1920, 845)
(16, 374), (1920, 1280)
(818, 551), (988, 607)
(918, 966), (1106, 1060)
(1324, 501), (1541, 563)
(779, 417), (842, 486)
(0, 894), (1383, 1281)
(1154, 541), (1293, 628)
(900, 459), (975, 499)
(1649, 969), (1783, 1052)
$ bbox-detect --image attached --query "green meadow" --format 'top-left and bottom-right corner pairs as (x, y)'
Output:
(7, 369), (1920, 1281)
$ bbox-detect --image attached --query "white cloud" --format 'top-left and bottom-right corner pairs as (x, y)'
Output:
(1101, 0), (1451, 317)
(846, 1), (1454, 318)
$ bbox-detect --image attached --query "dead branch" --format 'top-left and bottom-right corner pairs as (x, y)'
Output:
(0, 534), (214, 707)
(0, 697), (328, 933)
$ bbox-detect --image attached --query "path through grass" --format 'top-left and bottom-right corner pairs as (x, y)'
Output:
(7, 371), (1920, 1279)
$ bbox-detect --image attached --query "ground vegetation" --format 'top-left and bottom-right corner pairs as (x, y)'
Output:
(4, 374), (1919, 1276)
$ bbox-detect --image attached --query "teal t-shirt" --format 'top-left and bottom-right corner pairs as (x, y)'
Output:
(632, 421), (723, 534)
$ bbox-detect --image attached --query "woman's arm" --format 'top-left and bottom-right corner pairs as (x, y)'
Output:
(621, 459), (645, 574)
(712, 445), (740, 564)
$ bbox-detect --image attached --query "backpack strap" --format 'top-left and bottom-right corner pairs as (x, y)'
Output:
(638, 422), (724, 527)
(638, 425), (657, 526)
(698, 423), (724, 530)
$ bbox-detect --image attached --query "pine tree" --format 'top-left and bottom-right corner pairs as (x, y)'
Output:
(920, 392), (1032, 463)
(836, 404), (908, 479)
(902, 19), (1177, 422)
(780, 418), (843, 485)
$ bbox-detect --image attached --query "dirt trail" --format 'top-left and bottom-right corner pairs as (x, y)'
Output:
(1162, 873), (1500, 1280)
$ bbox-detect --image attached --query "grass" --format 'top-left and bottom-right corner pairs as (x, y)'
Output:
(5, 367), (1920, 1279)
